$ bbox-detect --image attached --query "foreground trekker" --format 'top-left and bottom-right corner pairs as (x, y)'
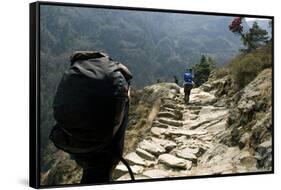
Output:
(49, 51), (133, 184)
(183, 68), (194, 104)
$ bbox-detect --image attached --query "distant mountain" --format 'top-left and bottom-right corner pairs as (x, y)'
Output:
(40, 6), (244, 88)
(39, 5), (244, 150)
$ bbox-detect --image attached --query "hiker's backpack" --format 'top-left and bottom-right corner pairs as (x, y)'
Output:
(49, 51), (132, 154)
(184, 72), (193, 83)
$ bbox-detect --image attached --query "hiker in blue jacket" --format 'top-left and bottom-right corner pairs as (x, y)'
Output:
(183, 68), (194, 104)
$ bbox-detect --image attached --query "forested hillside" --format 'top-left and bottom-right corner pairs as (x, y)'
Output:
(39, 5), (249, 149)
(40, 5), (245, 87)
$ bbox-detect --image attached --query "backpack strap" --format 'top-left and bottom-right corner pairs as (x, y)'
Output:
(115, 62), (133, 82)
(102, 150), (135, 181)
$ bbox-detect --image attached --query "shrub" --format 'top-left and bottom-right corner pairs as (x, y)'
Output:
(229, 43), (272, 90)
(214, 67), (229, 79)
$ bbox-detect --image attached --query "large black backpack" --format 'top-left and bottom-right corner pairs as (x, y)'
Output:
(49, 51), (132, 155)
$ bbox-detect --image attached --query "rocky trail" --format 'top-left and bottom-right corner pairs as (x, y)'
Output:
(41, 69), (272, 185)
(114, 86), (259, 180)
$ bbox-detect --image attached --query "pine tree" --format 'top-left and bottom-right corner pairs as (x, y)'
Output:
(193, 55), (214, 86)
(229, 18), (269, 52)
(242, 22), (269, 52)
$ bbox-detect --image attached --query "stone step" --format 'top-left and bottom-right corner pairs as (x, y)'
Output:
(117, 173), (149, 181)
(162, 103), (184, 111)
(157, 111), (182, 120)
(190, 110), (201, 115)
(151, 137), (177, 151)
(189, 117), (225, 130)
(186, 106), (202, 110)
(175, 147), (199, 163)
(152, 121), (169, 129)
(158, 154), (192, 170)
(114, 164), (144, 178)
(143, 169), (170, 178)
(125, 152), (147, 166)
(161, 107), (176, 113)
(151, 127), (166, 138)
(183, 113), (198, 121)
(158, 118), (183, 127)
(139, 140), (166, 156)
(136, 148), (156, 161)
(165, 128), (208, 137)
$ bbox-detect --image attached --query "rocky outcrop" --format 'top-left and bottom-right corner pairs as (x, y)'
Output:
(223, 69), (272, 170)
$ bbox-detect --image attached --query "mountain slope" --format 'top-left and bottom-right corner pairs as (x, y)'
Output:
(39, 5), (244, 149)
(40, 5), (242, 88)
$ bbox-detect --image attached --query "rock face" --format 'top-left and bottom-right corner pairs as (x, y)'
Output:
(223, 69), (272, 170)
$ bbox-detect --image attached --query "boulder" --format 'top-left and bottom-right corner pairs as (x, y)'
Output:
(189, 88), (217, 105)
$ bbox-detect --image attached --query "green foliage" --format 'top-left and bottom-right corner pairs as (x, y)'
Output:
(241, 22), (269, 52)
(268, 20), (272, 29)
(229, 43), (272, 89)
(229, 18), (270, 53)
(193, 55), (215, 86)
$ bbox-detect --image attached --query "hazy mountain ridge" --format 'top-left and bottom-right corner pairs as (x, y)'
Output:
(40, 5), (243, 88)
(40, 5), (247, 149)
